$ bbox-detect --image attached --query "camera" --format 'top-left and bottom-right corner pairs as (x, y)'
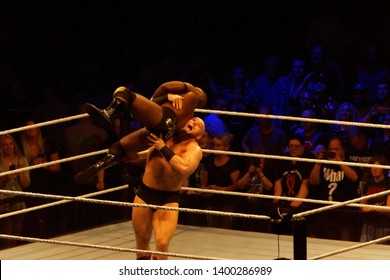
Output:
(250, 158), (261, 168)
(324, 151), (336, 159)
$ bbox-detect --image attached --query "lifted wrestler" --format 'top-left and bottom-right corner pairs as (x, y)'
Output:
(133, 117), (205, 260)
(75, 81), (207, 185)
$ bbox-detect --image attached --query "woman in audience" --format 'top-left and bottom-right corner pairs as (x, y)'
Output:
(0, 134), (30, 248)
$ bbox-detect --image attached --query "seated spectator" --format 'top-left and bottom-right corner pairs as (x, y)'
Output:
(373, 113), (390, 168)
(210, 65), (256, 107)
(289, 71), (338, 121)
(350, 83), (371, 121)
(237, 149), (274, 232)
(359, 156), (390, 244)
(356, 45), (390, 105)
(292, 109), (328, 157)
(279, 57), (307, 116)
(346, 126), (381, 196)
(204, 97), (230, 138)
(310, 72), (338, 121)
(225, 84), (257, 151)
(253, 55), (286, 127)
(363, 80), (390, 121)
(362, 80), (390, 139)
(328, 102), (361, 141)
(241, 105), (288, 156)
(287, 73), (317, 112)
(0, 134), (30, 249)
(284, 89), (319, 134)
(306, 41), (345, 97)
(273, 135), (315, 211)
(19, 119), (62, 238)
(201, 133), (240, 229)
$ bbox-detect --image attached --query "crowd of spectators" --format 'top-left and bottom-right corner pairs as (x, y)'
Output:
(1, 1), (390, 248)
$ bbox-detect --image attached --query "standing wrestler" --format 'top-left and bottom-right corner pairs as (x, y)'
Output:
(75, 81), (207, 185)
(133, 117), (205, 260)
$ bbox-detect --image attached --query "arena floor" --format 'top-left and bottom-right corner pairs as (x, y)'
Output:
(1, 221), (389, 260)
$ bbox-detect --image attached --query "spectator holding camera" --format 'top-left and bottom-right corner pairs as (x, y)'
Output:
(308, 135), (360, 240)
(292, 70), (338, 122)
(309, 136), (360, 201)
(237, 149), (274, 231)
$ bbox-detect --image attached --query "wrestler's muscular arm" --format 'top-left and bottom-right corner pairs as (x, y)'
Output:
(168, 141), (202, 176)
(152, 81), (193, 98)
(151, 81), (189, 109)
(147, 133), (202, 177)
(151, 81), (207, 110)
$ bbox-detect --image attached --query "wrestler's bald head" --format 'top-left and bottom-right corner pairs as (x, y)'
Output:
(193, 117), (205, 134)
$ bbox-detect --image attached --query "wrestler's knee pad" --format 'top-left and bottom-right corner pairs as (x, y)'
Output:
(147, 107), (176, 141)
(113, 86), (136, 106)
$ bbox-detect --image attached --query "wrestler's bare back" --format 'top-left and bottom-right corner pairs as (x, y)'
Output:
(142, 138), (201, 192)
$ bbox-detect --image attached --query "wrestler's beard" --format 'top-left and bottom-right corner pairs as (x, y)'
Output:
(173, 129), (195, 143)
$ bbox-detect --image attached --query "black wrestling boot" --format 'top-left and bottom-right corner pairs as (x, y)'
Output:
(74, 154), (119, 186)
(85, 86), (136, 130)
(85, 99), (125, 130)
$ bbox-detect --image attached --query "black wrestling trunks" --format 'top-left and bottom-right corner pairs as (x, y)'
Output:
(137, 181), (180, 209)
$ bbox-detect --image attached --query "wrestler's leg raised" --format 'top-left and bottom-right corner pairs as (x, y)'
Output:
(86, 86), (163, 130)
(74, 128), (150, 185)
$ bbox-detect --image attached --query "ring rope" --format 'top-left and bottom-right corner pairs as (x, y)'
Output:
(309, 235), (390, 260)
(0, 185), (128, 219)
(203, 149), (390, 170)
(0, 149), (108, 178)
(2, 146), (388, 179)
(0, 113), (88, 136)
(1, 110), (389, 260)
(0, 182), (390, 219)
(195, 108), (390, 130)
(0, 189), (271, 221)
(181, 187), (390, 212)
(2, 109), (389, 138)
(0, 234), (224, 260)
(294, 189), (390, 218)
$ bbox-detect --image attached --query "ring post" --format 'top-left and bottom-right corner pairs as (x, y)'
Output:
(293, 216), (307, 260)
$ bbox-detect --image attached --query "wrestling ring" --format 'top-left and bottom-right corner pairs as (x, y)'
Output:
(1, 108), (390, 260)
